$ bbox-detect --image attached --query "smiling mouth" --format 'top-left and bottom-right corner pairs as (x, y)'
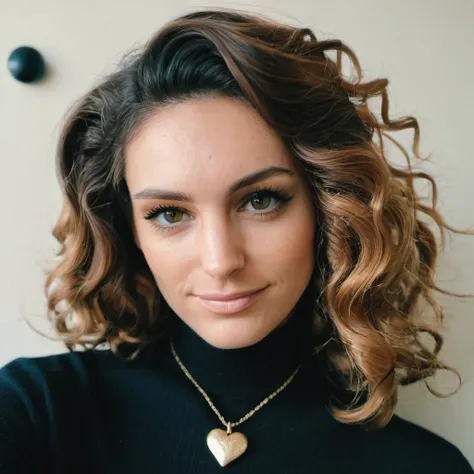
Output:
(195, 287), (268, 314)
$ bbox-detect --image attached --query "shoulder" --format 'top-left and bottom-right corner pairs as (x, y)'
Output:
(0, 348), (141, 419)
(0, 342), (163, 404)
(364, 413), (473, 473)
(0, 349), (112, 388)
(0, 351), (124, 449)
(0, 351), (102, 472)
(0, 344), (169, 472)
(0, 346), (143, 395)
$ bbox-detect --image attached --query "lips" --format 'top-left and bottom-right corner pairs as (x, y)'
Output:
(195, 287), (267, 314)
(197, 289), (265, 301)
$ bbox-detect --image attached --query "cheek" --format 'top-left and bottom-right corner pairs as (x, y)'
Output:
(275, 231), (314, 276)
(137, 232), (183, 288)
(249, 209), (315, 269)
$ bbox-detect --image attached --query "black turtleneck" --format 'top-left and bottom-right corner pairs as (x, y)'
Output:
(167, 306), (317, 411)
(0, 310), (472, 473)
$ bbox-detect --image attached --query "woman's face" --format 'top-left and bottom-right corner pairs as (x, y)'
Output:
(125, 95), (315, 349)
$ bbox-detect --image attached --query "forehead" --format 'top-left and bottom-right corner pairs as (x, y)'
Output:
(124, 95), (295, 193)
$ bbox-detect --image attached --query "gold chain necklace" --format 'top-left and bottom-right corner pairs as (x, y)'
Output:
(170, 338), (301, 467)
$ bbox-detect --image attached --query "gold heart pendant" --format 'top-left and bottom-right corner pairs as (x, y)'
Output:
(206, 428), (248, 467)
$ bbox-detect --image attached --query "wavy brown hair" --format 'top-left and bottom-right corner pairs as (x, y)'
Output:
(41, 7), (473, 428)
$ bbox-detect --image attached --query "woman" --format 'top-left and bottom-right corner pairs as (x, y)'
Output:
(0, 7), (472, 473)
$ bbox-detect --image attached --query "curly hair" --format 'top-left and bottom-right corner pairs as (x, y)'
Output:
(41, 7), (473, 428)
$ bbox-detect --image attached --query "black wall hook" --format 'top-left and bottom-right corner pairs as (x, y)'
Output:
(7, 46), (46, 83)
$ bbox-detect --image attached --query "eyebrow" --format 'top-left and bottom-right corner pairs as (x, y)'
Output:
(131, 166), (296, 202)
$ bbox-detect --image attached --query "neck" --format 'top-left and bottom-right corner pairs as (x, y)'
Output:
(168, 308), (316, 404)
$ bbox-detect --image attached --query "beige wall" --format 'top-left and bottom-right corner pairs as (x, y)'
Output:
(2, 0), (473, 464)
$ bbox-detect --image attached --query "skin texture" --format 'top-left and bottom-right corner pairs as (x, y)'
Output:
(125, 95), (316, 349)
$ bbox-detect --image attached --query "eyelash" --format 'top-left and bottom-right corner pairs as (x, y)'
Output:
(143, 186), (294, 233)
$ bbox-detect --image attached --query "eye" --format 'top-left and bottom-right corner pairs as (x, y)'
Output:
(157, 208), (185, 225)
(240, 187), (293, 214)
(144, 205), (189, 229)
(243, 192), (276, 211)
(143, 186), (294, 232)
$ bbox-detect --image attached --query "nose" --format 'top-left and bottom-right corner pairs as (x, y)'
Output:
(197, 214), (245, 280)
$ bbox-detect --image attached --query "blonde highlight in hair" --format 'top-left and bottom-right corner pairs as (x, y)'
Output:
(40, 7), (473, 428)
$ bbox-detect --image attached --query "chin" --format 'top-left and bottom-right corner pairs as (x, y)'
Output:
(198, 318), (272, 350)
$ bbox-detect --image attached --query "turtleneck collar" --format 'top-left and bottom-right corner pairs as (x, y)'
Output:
(166, 304), (316, 403)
